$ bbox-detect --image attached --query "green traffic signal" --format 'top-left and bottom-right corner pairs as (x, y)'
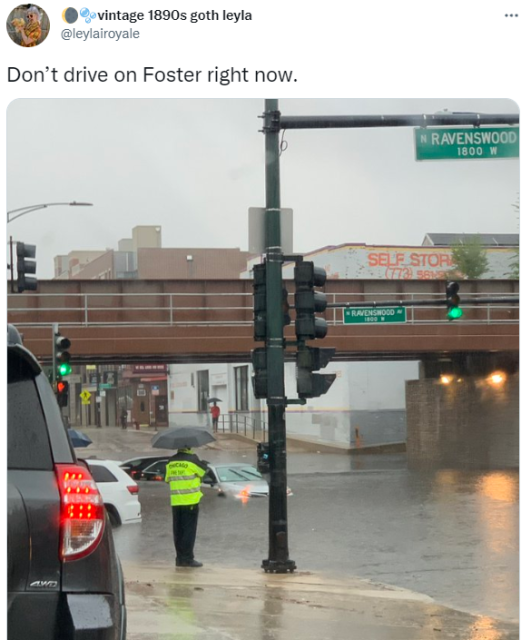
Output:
(58, 362), (72, 376)
(447, 307), (463, 320)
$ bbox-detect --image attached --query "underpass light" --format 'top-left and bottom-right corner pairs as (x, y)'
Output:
(488, 372), (506, 386)
(440, 375), (453, 385)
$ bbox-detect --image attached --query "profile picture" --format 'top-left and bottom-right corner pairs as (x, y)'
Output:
(6, 4), (49, 47)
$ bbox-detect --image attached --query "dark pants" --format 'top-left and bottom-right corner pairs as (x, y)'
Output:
(212, 417), (219, 432)
(171, 504), (199, 564)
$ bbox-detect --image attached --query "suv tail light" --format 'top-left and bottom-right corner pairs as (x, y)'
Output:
(127, 485), (139, 494)
(55, 464), (105, 562)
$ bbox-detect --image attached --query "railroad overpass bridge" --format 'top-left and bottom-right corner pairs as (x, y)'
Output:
(8, 279), (519, 365)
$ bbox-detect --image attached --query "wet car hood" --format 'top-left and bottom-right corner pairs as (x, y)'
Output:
(218, 480), (269, 497)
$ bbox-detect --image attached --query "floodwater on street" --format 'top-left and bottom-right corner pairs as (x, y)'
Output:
(103, 436), (518, 623)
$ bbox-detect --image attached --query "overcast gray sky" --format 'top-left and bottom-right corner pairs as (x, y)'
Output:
(6, 99), (519, 278)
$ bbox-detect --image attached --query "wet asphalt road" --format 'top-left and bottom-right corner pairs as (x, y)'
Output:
(82, 429), (519, 622)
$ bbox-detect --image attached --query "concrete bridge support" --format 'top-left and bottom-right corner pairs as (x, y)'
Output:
(406, 373), (518, 469)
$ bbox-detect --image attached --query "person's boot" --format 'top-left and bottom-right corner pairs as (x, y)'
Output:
(183, 560), (203, 568)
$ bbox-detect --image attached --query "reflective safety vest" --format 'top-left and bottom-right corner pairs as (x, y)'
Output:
(165, 450), (208, 506)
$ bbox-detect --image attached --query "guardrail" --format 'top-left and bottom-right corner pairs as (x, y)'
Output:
(216, 413), (268, 441)
(7, 290), (519, 327)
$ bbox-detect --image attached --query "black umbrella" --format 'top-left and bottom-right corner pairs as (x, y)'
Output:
(207, 397), (222, 403)
(151, 427), (215, 450)
(67, 429), (93, 448)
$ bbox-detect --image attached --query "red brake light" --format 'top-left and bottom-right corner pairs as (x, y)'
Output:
(55, 464), (105, 562)
(127, 485), (139, 494)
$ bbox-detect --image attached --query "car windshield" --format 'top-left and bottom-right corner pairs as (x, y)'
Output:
(216, 466), (263, 482)
(145, 460), (168, 474)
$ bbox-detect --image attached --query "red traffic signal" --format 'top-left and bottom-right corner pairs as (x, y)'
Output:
(56, 380), (70, 407)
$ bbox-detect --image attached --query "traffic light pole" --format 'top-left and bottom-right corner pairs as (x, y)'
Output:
(52, 323), (59, 387)
(262, 99), (296, 573)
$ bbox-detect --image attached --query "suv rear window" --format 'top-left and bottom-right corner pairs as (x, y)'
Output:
(8, 351), (53, 470)
(89, 464), (118, 483)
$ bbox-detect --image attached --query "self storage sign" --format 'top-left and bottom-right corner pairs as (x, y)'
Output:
(415, 127), (519, 160)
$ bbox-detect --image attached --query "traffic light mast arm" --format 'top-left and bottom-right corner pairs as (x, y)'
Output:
(327, 297), (519, 308)
(275, 113), (519, 132)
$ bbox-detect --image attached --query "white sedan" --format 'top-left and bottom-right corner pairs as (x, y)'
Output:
(86, 459), (142, 526)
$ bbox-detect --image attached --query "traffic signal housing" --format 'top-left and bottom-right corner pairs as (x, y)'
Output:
(296, 346), (336, 399)
(253, 263), (267, 341)
(294, 261), (329, 340)
(257, 442), (270, 474)
(56, 380), (70, 408)
(251, 347), (268, 399)
(446, 282), (463, 320)
(16, 242), (37, 293)
(54, 330), (72, 378)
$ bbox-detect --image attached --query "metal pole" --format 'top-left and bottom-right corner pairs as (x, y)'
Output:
(262, 99), (295, 574)
(9, 236), (15, 294)
(52, 323), (58, 387)
(96, 367), (101, 428)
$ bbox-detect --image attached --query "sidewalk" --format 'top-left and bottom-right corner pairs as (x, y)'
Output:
(122, 562), (518, 640)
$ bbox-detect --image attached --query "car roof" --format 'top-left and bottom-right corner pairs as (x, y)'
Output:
(87, 459), (136, 480)
(212, 463), (257, 468)
(7, 324), (23, 345)
(120, 454), (168, 464)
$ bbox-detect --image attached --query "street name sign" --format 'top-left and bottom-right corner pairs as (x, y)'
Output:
(415, 127), (519, 161)
(343, 307), (406, 324)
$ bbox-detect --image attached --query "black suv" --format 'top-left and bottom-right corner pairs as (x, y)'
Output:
(7, 325), (126, 639)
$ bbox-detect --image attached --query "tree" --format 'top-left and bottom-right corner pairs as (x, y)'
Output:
(449, 235), (489, 279)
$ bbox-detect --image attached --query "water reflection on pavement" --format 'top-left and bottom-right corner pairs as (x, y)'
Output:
(113, 452), (518, 622)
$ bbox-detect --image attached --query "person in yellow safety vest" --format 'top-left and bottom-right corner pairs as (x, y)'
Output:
(165, 448), (209, 568)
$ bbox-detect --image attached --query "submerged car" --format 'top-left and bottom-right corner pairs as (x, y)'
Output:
(139, 459), (291, 499)
(119, 454), (170, 479)
(202, 463), (294, 499)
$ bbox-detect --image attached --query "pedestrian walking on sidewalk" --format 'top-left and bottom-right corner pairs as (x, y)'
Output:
(165, 448), (209, 568)
(121, 408), (128, 430)
(210, 402), (220, 432)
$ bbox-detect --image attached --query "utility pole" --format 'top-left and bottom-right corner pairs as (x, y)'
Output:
(262, 99), (296, 574)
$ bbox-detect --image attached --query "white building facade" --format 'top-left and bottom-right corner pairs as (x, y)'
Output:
(168, 360), (418, 446)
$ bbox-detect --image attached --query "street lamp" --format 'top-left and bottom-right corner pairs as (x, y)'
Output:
(7, 201), (93, 223)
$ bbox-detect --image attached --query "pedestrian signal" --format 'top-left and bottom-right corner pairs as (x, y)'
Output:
(56, 380), (70, 408)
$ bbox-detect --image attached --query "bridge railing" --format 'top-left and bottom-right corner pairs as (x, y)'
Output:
(7, 290), (519, 326)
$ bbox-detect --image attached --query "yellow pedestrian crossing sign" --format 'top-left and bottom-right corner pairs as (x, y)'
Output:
(80, 390), (92, 405)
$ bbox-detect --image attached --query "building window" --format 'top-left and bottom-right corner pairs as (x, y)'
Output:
(197, 370), (209, 412)
(235, 366), (249, 412)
